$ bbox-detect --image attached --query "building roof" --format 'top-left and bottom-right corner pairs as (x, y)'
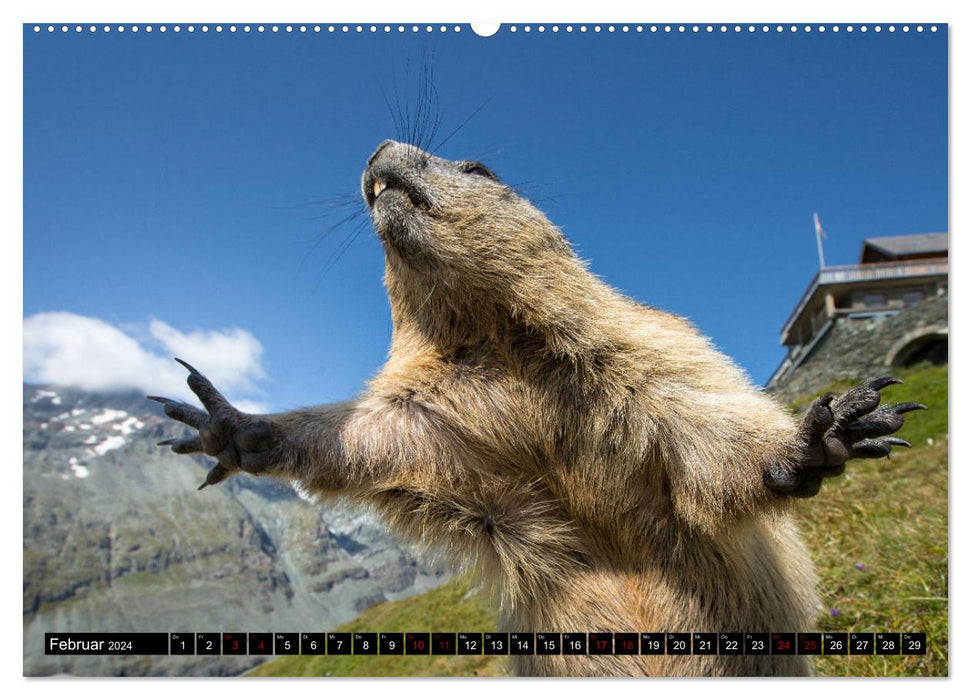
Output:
(861, 233), (948, 261)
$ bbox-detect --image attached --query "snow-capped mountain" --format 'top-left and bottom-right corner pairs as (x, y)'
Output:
(23, 384), (450, 677)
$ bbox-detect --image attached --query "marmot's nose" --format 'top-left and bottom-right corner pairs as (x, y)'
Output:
(368, 140), (399, 167)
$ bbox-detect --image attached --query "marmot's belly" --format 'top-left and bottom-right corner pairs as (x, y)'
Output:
(502, 516), (818, 677)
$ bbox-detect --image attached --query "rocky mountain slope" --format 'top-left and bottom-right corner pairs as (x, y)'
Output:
(23, 384), (450, 676)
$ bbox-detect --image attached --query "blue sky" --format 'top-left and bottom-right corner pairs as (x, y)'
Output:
(22, 23), (947, 412)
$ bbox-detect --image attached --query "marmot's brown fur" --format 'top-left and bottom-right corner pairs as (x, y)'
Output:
(153, 140), (920, 676)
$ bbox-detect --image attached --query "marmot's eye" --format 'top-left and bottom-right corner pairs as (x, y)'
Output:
(462, 163), (496, 179)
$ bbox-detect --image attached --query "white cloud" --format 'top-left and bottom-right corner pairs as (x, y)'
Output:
(148, 318), (266, 394)
(23, 312), (269, 412)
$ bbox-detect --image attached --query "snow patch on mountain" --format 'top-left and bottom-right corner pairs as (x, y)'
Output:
(90, 435), (127, 457)
(91, 409), (129, 425)
(67, 456), (89, 479)
(32, 390), (61, 405)
(115, 416), (145, 435)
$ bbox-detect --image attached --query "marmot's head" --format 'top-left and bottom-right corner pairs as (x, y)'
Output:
(362, 140), (601, 350)
(363, 139), (574, 287)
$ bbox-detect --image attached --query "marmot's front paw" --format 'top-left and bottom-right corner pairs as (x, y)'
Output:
(149, 359), (277, 490)
(765, 377), (926, 498)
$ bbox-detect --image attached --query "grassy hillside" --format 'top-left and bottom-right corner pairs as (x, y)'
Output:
(791, 363), (948, 677)
(248, 576), (510, 677)
(251, 364), (948, 678)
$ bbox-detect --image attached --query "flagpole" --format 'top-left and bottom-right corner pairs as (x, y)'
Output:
(813, 212), (826, 269)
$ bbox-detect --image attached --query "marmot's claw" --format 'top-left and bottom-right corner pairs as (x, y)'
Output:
(771, 377), (922, 498)
(174, 357), (234, 415)
(150, 359), (275, 491)
(198, 464), (234, 490)
(147, 395), (209, 429)
(852, 436), (912, 459)
(157, 436), (204, 454)
(174, 357), (201, 375)
(867, 376), (904, 391)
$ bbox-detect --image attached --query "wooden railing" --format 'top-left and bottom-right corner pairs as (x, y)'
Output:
(815, 259), (949, 285)
(780, 257), (948, 342)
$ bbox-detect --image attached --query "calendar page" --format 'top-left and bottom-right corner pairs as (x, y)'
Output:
(21, 12), (948, 681)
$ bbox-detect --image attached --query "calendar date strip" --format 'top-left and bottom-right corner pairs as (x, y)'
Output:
(45, 631), (927, 656)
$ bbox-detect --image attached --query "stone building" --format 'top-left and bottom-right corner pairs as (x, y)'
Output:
(765, 233), (948, 403)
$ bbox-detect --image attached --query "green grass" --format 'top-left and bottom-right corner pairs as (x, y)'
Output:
(790, 363), (948, 677)
(248, 576), (511, 677)
(250, 364), (948, 678)
(788, 363), (948, 447)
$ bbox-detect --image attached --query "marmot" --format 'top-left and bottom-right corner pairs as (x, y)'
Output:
(152, 140), (922, 676)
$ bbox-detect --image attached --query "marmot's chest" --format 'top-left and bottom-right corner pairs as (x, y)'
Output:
(383, 348), (646, 471)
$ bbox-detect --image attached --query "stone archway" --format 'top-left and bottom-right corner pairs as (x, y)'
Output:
(886, 326), (948, 368)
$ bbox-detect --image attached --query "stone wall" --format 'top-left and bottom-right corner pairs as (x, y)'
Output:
(766, 294), (948, 404)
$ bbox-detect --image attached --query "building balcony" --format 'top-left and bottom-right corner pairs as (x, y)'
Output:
(780, 257), (948, 346)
